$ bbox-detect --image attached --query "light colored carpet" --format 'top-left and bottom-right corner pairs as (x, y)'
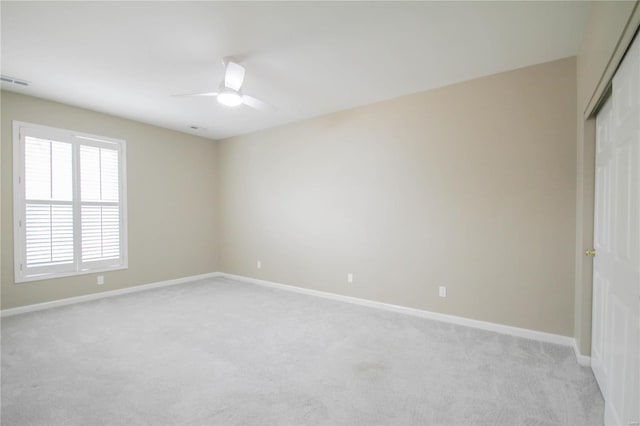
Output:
(1, 277), (603, 425)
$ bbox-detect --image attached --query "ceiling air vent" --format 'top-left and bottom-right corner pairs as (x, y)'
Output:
(1, 75), (29, 87)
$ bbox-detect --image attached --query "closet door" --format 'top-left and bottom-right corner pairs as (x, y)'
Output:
(592, 95), (612, 398)
(592, 33), (640, 426)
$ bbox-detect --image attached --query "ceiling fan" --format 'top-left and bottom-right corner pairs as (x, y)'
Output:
(174, 58), (274, 110)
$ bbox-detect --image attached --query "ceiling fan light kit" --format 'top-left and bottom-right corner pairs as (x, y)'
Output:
(174, 58), (274, 111)
(217, 89), (243, 107)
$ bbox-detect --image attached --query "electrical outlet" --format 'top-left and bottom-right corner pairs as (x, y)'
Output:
(97, 275), (104, 285)
(257, 260), (261, 269)
(439, 286), (446, 298)
(347, 273), (353, 283)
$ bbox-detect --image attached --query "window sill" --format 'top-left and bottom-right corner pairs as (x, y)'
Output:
(15, 264), (128, 284)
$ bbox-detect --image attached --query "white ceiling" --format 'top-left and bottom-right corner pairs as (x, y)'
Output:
(1, 1), (589, 140)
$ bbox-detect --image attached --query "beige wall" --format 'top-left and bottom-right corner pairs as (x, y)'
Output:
(574, 1), (639, 354)
(5, 18), (628, 344)
(218, 58), (577, 336)
(0, 91), (219, 309)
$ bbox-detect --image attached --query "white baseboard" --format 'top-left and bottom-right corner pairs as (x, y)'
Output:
(572, 338), (592, 366)
(0, 272), (221, 317)
(220, 273), (589, 362)
(2, 270), (592, 367)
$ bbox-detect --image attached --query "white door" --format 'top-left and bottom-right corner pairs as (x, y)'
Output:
(592, 95), (612, 395)
(592, 34), (640, 426)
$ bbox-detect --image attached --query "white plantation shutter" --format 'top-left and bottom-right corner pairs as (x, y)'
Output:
(80, 144), (121, 265)
(14, 122), (127, 282)
(23, 136), (75, 273)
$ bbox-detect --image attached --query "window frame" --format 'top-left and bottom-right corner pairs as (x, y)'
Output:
(13, 121), (128, 283)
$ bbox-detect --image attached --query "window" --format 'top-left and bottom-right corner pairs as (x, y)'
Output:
(13, 121), (128, 282)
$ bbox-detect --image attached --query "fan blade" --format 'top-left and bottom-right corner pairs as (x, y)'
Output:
(224, 61), (245, 91)
(242, 95), (275, 111)
(172, 92), (219, 97)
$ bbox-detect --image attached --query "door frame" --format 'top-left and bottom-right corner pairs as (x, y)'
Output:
(577, 4), (640, 358)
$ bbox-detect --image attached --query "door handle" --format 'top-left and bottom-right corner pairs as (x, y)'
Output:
(585, 249), (596, 257)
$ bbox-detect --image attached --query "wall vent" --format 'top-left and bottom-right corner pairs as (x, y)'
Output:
(1, 75), (29, 87)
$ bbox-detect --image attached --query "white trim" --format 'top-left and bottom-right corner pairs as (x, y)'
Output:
(1, 270), (591, 368)
(13, 121), (25, 282)
(0, 272), (221, 317)
(12, 120), (129, 283)
(220, 273), (582, 351)
(572, 337), (592, 367)
(15, 265), (129, 283)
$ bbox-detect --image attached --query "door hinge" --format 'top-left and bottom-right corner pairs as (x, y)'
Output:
(19, 264), (23, 271)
